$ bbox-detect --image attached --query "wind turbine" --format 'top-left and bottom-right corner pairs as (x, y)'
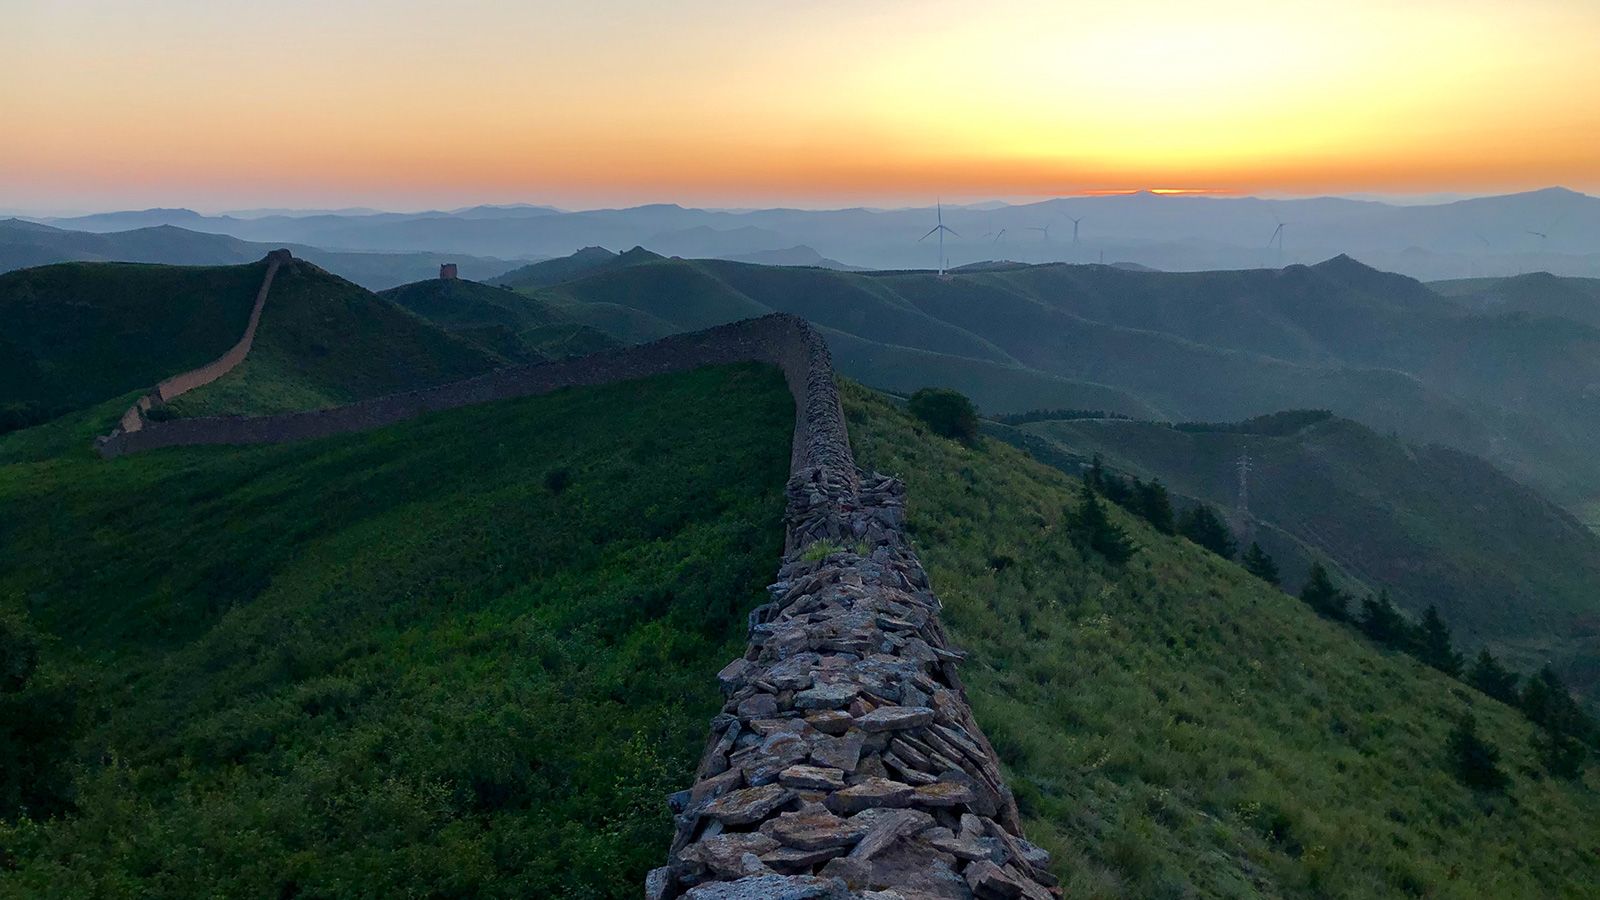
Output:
(1069, 217), (1083, 244)
(1029, 224), (1051, 241)
(919, 201), (960, 276)
(992, 227), (1006, 244)
(1267, 217), (1291, 267)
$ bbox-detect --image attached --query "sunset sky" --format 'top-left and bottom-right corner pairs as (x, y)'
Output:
(5, 0), (1599, 211)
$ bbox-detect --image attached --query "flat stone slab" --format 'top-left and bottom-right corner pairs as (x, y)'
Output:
(912, 780), (975, 808)
(704, 784), (794, 826)
(857, 705), (935, 732)
(760, 808), (868, 851)
(780, 764), (847, 791)
(825, 777), (915, 815)
(795, 683), (862, 710)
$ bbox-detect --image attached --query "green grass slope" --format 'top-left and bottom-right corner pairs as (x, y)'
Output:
(168, 260), (500, 416)
(0, 363), (792, 898)
(845, 383), (1600, 899)
(1019, 414), (1600, 692)
(0, 261), (265, 428)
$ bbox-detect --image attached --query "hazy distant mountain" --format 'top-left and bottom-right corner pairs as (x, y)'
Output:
(0, 220), (525, 290)
(721, 245), (860, 270)
(29, 187), (1600, 279)
(510, 249), (1600, 515)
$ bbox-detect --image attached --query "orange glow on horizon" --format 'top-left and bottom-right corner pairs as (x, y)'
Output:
(4, 0), (1599, 209)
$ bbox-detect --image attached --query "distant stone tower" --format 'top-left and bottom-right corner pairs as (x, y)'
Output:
(439, 263), (458, 280)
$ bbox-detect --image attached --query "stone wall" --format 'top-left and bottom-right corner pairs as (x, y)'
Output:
(97, 249), (289, 445)
(92, 308), (1057, 898)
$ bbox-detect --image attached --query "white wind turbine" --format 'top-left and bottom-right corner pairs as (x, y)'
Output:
(1069, 217), (1083, 244)
(919, 201), (960, 275)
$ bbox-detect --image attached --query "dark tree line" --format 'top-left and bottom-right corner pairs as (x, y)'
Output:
(1072, 454), (1594, 787)
(1083, 455), (1240, 560)
(1295, 562), (1595, 784)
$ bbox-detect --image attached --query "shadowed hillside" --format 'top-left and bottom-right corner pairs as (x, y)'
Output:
(379, 276), (618, 363)
(511, 250), (1600, 514)
(1018, 412), (1600, 693)
(166, 260), (499, 416)
(0, 261), (267, 431)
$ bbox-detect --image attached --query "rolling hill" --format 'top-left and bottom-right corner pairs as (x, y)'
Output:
(0, 260), (267, 430)
(379, 276), (618, 363)
(0, 219), (524, 290)
(0, 299), (1596, 897)
(165, 260), (499, 417)
(1015, 412), (1600, 692)
(508, 250), (1600, 513)
(29, 187), (1600, 278)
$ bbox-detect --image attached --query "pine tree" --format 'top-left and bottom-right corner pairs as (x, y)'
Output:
(1415, 605), (1463, 678)
(1179, 504), (1237, 559)
(1466, 649), (1520, 705)
(1135, 478), (1176, 535)
(1521, 665), (1595, 744)
(1447, 714), (1508, 791)
(1240, 542), (1279, 586)
(1069, 476), (1137, 565)
(1532, 725), (1587, 779)
(1358, 591), (1411, 649)
(1299, 562), (1347, 620)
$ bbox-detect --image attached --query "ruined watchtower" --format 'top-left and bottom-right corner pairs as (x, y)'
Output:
(439, 263), (458, 280)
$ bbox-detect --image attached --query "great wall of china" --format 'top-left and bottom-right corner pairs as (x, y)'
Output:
(101, 249), (291, 442)
(98, 252), (1060, 899)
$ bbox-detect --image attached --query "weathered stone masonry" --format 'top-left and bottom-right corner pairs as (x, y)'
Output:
(93, 268), (1058, 898)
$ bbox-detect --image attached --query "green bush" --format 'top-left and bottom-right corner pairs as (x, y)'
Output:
(908, 388), (980, 443)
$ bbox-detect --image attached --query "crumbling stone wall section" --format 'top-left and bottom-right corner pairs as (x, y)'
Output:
(98, 249), (290, 445)
(91, 309), (1057, 898)
(649, 475), (1059, 898)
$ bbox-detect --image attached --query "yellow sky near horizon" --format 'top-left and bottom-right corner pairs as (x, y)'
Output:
(4, 0), (1599, 209)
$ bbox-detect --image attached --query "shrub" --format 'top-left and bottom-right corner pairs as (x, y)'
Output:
(543, 467), (572, 494)
(801, 540), (846, 562)
(908, 388), (980, 443)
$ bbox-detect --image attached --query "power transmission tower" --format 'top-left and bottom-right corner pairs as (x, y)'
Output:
(1236, 451), (1253, 517)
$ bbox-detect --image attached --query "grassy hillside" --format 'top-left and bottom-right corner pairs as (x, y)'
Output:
(844, 383), (1600, 899)
(0, 261), (266, 429)
(0, 363), (792, 898)
(379, 277), (619, 363)
(168, 260), (499, 416)
(490, 245), (621, 289)
(1018, 414), (1600, 692)
(515, 250), (1600, 513)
